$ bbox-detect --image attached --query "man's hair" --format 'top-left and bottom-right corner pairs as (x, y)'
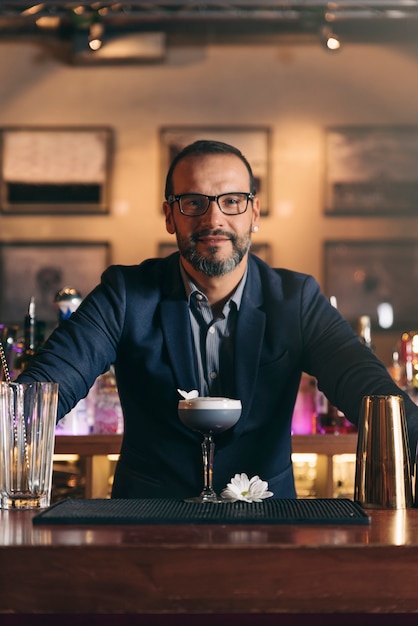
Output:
(164, 139), (257, 199)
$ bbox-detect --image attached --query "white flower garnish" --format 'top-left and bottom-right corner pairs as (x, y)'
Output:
(221, 473), (273, 503)
(177, 388), (199, 400)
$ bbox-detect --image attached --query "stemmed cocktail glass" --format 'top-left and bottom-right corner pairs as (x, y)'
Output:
(178, 396), (242, 503)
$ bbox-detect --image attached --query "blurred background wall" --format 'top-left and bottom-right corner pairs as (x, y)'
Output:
(1, 13), (418, 363)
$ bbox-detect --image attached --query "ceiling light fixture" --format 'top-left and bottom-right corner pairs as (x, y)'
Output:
(88, 21), (104, 51)
(21, 4), (45, 16)
(320, 25), (341, 51)
(35, 15), (60, 29)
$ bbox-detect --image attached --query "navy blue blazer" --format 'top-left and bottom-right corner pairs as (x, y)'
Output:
(18, 253), (418, 499)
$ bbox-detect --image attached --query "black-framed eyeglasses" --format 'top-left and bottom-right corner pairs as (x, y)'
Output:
(167, 192), (254, 216)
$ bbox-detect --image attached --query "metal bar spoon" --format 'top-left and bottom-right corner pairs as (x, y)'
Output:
(0, 338), (31, 477)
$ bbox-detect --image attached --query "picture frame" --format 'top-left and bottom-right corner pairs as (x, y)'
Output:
(324, 240), (418, 332)
(0, 241), (110, 326)
(157, 241), (272, 264)
(0, 126), (113, 214)
(250, 242), (272, 264)
(157, 242), (178, 258)
(159, 126), (271, 216)
(324, 126), (418, 216)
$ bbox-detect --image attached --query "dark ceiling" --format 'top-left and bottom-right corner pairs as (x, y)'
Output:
(1, 2), (418, 63)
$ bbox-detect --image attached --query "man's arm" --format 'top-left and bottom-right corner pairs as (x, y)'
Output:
(17, 265), (127, 420)
(299, 274), (418, 457)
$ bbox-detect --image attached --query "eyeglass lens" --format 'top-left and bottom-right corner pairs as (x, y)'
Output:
(179, 193), (249, 215)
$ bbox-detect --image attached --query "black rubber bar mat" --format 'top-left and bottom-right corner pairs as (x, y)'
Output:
(32, 497), (370, 525)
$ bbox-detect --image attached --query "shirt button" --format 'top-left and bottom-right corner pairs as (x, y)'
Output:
(208, 326), (215, 334)
(196, 293), (204, 301)
(210, 372), (217, 380)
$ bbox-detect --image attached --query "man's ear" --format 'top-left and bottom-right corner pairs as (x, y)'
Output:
(251, 196), (261, 231)
(163, 202), (176, 234)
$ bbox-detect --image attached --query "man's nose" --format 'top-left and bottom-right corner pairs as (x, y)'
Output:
(201, 198), (224, 226)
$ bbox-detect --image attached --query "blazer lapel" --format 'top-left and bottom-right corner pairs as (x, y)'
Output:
(160, 256), (199, 394)
(233, 260), (266, 434)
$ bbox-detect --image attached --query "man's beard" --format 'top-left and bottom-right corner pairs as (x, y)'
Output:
(176, 228), (252, 277)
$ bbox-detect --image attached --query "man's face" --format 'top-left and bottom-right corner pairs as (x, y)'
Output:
(163, 153), (260, 277)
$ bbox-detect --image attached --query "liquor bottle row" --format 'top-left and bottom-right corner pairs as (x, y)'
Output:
(291, 373), (357, 436)
(389, 331), (418, 404)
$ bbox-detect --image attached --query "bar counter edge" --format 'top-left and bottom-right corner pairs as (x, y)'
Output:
(1, 507), (418, 618)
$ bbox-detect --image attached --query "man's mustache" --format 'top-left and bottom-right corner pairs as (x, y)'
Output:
(191, 229), (236, 243)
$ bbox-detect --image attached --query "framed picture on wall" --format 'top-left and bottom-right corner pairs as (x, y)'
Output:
(0, 126), (113, 214)
(157, 241), (272, 264)
(0, 241), (110, 326)
(324, 240), (418, 332)
(324, 126), (418, 216)
(159, 126), (271, 216)
(157, 242), (178, 257)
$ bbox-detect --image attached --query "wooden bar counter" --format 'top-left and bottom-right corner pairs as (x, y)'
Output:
(1, 506), (418, 621)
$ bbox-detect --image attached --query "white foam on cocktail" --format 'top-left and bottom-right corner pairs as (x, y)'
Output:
(178, 397), (242, 410)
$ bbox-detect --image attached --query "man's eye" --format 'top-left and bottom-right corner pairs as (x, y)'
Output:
(222, 196), (240, 206)
(185, 199), (201, 208)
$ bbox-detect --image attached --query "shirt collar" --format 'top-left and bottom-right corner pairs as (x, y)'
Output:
(179, 259), (247, 310)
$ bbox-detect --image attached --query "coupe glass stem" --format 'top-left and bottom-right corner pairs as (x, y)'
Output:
(199, 432), (219, 502)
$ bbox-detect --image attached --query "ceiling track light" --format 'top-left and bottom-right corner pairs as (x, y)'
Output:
(88, 20), (104, 50)
(320, 25), (341, 51)
(21, 3), (45, 16)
